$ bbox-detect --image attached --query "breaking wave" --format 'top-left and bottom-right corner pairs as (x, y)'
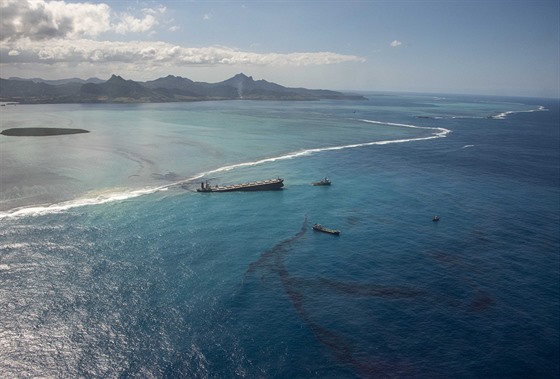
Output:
(489, 105), (548, 120)
(0, 187), (166, 219)
(0, 119), (449, 220)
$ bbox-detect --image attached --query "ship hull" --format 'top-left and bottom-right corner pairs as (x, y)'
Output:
(312, 224), (340, 235)
(197, 178), (284, 192)
(312, 177), (331, 186)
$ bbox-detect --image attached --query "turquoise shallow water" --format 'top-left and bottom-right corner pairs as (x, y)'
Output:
(0, 94), (558, 378)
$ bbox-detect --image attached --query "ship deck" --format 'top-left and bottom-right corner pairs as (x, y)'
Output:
(197, 178), (283, 192)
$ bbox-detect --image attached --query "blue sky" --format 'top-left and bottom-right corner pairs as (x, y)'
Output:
(1, 0), (559, 97)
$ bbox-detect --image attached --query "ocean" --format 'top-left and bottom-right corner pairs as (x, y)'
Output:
(0, 93), (558, 378)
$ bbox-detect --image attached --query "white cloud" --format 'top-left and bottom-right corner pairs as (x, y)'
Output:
(143, 6), (167, 16)
(0, 0), (365, 78)
(114, 14), (157, 34)
(1, 39), (365, 68)
(203, 14), (211, 21)
(390, 40), (402, 47)
(0, 0), (163, 41)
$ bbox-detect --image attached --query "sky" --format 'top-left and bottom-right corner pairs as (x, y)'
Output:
(1, 0), (559, 98)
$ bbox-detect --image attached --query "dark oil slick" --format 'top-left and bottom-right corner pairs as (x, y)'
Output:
(244, 217), (497, 377)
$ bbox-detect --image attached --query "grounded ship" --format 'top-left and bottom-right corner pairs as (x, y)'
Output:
(196, 178), (284, 192)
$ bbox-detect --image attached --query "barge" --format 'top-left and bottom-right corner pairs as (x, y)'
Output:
(312, 223), (340, 236)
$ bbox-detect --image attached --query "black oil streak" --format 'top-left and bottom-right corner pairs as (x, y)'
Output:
(244, 218), (494, 378)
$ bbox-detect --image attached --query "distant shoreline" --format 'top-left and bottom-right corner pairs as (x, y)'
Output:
(1, 127), (90, 136)
(0, 73), (368, 104)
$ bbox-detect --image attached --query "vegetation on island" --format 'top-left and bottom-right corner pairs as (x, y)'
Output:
(1, 128), (90, 136)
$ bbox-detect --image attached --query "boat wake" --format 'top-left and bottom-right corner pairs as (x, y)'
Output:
(1, 119), (449, 219)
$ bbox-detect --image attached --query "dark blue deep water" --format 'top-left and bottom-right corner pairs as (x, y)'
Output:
(1, 94), (558, 378)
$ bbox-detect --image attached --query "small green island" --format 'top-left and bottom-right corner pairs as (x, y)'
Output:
(1, 127), (90, 136)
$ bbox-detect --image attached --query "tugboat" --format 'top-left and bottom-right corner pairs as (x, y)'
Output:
(196, 178), (284, 192)
(312, 177), (331, 186)
(312, 223), (340, 236)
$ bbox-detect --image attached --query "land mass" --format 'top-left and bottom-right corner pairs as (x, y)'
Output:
(1, 127), (90, 136)
(0, 73), (366, 104)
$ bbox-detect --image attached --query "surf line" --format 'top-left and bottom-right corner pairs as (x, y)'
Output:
(178, 119), (451, 184)
(1, 120), (449, 219)
(490, 105), (548, 120)
(0, 187), (162, 219)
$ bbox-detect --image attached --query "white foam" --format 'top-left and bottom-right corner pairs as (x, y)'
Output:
(490, 111), (515, 120)
(358, 119), (451, 138)
(1, 119), (451, 219)
(0, 243), (28, 250)
(462, 145), (475, 149)
(185, 119), (450, 177)
(491, 105), (548, 119)
(168, 119), (450, 186)
(0, 187), (164, 220)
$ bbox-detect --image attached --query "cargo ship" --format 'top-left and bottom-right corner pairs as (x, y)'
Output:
(196, 178), (284, 192)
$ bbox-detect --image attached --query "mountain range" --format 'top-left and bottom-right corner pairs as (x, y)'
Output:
(0, 73), (366, 104)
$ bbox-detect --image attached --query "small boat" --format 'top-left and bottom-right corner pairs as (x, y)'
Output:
(312, 177), (331, 186)
(432, 215), (440, 222)
(313, 223), (340, 236)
